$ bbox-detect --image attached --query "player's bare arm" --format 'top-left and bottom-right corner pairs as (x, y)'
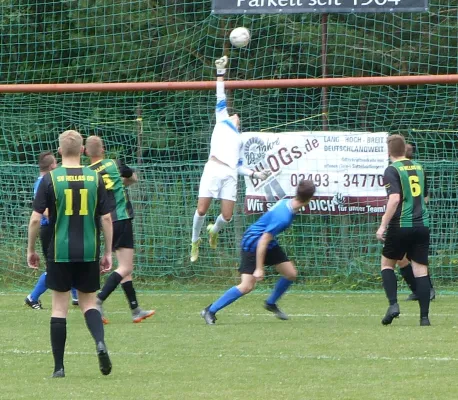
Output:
(100, 213), (113, 273)
(376, 193), (400, 241)
(122, 172), (138, 187)
(27, 211), (42, 269)
(254, 232), (273, 281)
(237, 164), (272, 180)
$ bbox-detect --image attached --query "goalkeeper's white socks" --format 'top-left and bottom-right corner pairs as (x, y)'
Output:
(192, 210), (206, 242)
(211, 214), (230, 234)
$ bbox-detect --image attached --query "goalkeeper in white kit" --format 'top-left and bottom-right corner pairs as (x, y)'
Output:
(190, 56), (271, 262)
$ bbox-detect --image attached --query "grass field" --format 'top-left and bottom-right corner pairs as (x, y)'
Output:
(1, 290), (458, 400)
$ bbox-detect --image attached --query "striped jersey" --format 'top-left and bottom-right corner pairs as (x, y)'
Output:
(33, 166), (112, 262)
(241, 199), (296, 252)
(384, 158), (429, 228)
(89, 159), (134, 222)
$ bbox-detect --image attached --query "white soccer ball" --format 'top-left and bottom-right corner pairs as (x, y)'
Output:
(229, 27), (251, 48)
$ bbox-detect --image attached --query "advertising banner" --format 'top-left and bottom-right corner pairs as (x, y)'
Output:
(242, 131), (389, 214)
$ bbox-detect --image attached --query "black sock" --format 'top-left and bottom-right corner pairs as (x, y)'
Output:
(381, 269), (398, 305)
(97, 271), (123, 302)
(122, 280), (139, 310)
(416, 276), (431, 318)
(400, 263), (416, 293)
(428, 274), (434, 289)
(50, 317), (67, 372)
(84, 309), (105, 344)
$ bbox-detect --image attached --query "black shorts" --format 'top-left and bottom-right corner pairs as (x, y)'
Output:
(40, 225), (52, 260)
(46, 261), (100, 293)
(383, 226), (430, 265)
(113, 219), (134, 250)
(238, 245), (290, 275)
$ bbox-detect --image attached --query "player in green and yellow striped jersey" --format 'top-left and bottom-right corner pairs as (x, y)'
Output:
(376, 135), (431, 327)
(86, 136), (155, 324)
(27, 130), (114, 378)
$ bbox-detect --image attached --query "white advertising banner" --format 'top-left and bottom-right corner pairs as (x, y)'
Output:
(242, 131), (389, 215)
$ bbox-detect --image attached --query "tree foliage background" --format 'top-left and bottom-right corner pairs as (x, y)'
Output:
(0, 0), (457, 164)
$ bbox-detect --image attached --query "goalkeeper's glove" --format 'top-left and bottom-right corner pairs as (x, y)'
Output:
(252, 169), (272, 181)
(215, 56), (228, 76)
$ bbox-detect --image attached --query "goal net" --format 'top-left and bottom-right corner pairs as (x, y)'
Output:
(1, 1), (457, 291)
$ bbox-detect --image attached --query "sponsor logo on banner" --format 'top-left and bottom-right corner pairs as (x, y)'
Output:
(242, 131), (389, 215)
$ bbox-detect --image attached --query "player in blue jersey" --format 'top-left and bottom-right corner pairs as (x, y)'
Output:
(201, 180), (316, 324)
(25, 152), (79, 309)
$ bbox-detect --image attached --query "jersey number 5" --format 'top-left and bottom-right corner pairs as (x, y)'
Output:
(64, 189), (89, 216)
(408, 176), (421, 197)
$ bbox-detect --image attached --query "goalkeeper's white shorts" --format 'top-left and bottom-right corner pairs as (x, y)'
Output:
(198, 159), (237, 201)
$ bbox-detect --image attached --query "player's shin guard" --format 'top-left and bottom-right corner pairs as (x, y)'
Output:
(211, 214), (231, 234)
(209, 286), (243, 314)
(266, 277), (293, 305)
(121, 280), (138, 310)
(50, 317), (67, 372)
(400, 263), (416, 293)
(97, 271), (123, 302)
(415, 276), (430, 318)
(192, 210), (205, 242)
(381, 269), (398, 305)
(84, 309), (105, 344)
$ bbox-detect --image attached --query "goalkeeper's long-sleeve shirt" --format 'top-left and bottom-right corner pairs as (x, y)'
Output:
(208, 81), (243, 170)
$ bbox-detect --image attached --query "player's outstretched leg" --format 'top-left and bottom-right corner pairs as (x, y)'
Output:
(264, 277), (293, 321)
(121, 278), (155, 323)
(25, 272), (47, 309)
(201, 275), (253, 325)
(381, 268), (400, 325)
(265, 261), (296, 321)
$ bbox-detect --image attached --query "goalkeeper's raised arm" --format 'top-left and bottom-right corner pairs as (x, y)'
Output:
(215, 56), (230, 123)
(189, 55), (270, 263)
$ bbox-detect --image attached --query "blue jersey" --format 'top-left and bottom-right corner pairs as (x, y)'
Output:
(33, 176), (49, 226)
(241, 199), (296, 252)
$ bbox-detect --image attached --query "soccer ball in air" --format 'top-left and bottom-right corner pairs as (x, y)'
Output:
(229, 27), (251, 48)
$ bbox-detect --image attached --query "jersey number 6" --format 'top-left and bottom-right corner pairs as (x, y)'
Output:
(408, 176), (421, 197)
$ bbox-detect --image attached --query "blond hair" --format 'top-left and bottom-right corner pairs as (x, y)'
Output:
(387, 134), (406, 158)
(59, 130), (83, 157)
(85, 135), (104, 158)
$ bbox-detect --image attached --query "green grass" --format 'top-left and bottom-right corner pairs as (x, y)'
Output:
(1, 291), (458, 400)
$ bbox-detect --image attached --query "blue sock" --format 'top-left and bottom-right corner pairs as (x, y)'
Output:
(71, 288), (78, 300)
(209, 286), (243, 314)
(30, 272), (48, 302)
(266, 277), (294, 305)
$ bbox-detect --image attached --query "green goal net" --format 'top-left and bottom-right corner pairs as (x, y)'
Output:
(1, 1), (457, 291)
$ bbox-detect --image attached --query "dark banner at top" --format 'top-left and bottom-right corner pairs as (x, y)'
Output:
(212, 0), (428, 14)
